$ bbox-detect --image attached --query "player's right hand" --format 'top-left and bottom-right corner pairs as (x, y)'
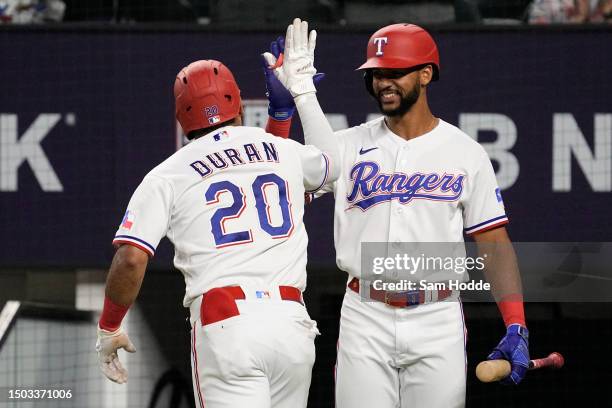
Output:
(96, 325), (136, 384)
(262, 18), (318, 98)
(261, 36), (325, 121)
(487, 324), (530, 385)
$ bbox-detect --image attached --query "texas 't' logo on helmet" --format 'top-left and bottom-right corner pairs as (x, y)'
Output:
(373, 37), (388, 56)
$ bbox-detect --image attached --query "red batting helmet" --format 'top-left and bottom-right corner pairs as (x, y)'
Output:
(174, 60), (242, 136)
(358, 24), (440, 95)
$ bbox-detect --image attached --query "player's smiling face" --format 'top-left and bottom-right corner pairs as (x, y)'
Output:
(371, 67), (427, 117)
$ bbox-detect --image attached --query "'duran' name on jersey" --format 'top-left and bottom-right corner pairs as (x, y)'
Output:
(189, 140), (279, 179)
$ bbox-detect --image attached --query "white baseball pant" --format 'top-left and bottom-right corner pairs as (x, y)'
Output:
(189, 287), (318, 408)
(335, 288), (467, 408)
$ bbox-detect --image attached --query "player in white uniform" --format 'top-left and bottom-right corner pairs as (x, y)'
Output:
(95, 24), (339, 408)
(264, 22), (530, 408)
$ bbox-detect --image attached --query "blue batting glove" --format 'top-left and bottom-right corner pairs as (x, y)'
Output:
(261, 36), (325, 121)
(487, 324), (530, 385)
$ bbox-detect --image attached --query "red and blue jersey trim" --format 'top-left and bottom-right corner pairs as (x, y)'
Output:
(113, 235), (155, 257)
(464, 215), (509, 235)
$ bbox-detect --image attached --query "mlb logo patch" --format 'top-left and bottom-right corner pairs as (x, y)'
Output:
(213, 130), (229, 141)
(204, 105), (221, 125)
(256, 291), (270, 299)
(120, 210), (135, 230)
(495, 187), (503, 203)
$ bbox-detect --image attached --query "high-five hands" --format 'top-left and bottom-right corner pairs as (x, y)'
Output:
(263, 18), (318, 98)
(261, 35), (325, 121)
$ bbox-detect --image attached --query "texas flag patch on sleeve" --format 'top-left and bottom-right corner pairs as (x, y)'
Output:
(120, 210), (135, 230)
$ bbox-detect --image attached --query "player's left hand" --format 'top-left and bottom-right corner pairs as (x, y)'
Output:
(260, 36), (325, 121)
(262, 18), (318, 98)
(487, 324), (530, 385)
(96, 325), (136, 384)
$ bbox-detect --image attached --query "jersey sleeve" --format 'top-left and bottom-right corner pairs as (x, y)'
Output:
(282, 138), (334, 193)
(112, 175), (174, 256)
(299, 144), (332, 193)
(462, 151), (509, 235)
(302, 130), (348, 201)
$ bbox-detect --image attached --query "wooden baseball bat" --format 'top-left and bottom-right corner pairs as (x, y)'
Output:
(476, 352), (564, 383)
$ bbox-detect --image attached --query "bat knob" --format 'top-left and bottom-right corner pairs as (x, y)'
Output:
(549, 352), (565, 369)
(529, 352), (565, 370)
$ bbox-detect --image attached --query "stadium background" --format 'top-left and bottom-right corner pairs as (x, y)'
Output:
(0, 1), (611, 407)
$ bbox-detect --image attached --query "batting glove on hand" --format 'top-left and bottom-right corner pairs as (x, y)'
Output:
(262, 18), (318, 98)
(96, 325), (136, 384)
(261, 36), (325, 121)
(487, 324), (530, 385)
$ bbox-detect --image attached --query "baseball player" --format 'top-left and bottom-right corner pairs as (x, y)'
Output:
(264, 21), (530, 408)
(95, 24), (340, 408)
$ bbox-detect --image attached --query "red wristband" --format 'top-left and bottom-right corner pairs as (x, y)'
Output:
(497, 294), (526, 327)
(99, 296), (130, 331)
(265, 117), (292, 139)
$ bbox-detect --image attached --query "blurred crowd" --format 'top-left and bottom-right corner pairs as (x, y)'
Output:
(527, 0), (612, 23)
(457, 0), (612, 23)
(0, 0), (610, 25)
(0, 0), (65, 23)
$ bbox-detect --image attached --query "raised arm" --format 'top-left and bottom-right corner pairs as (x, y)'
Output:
(263, 18), (340, 182)
(261, 36), (325, 139)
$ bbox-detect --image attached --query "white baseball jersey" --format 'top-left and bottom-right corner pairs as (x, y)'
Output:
(113, 126), (331, 306)
(318, 117), (508, 279)
(317, 117), (506, 408)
